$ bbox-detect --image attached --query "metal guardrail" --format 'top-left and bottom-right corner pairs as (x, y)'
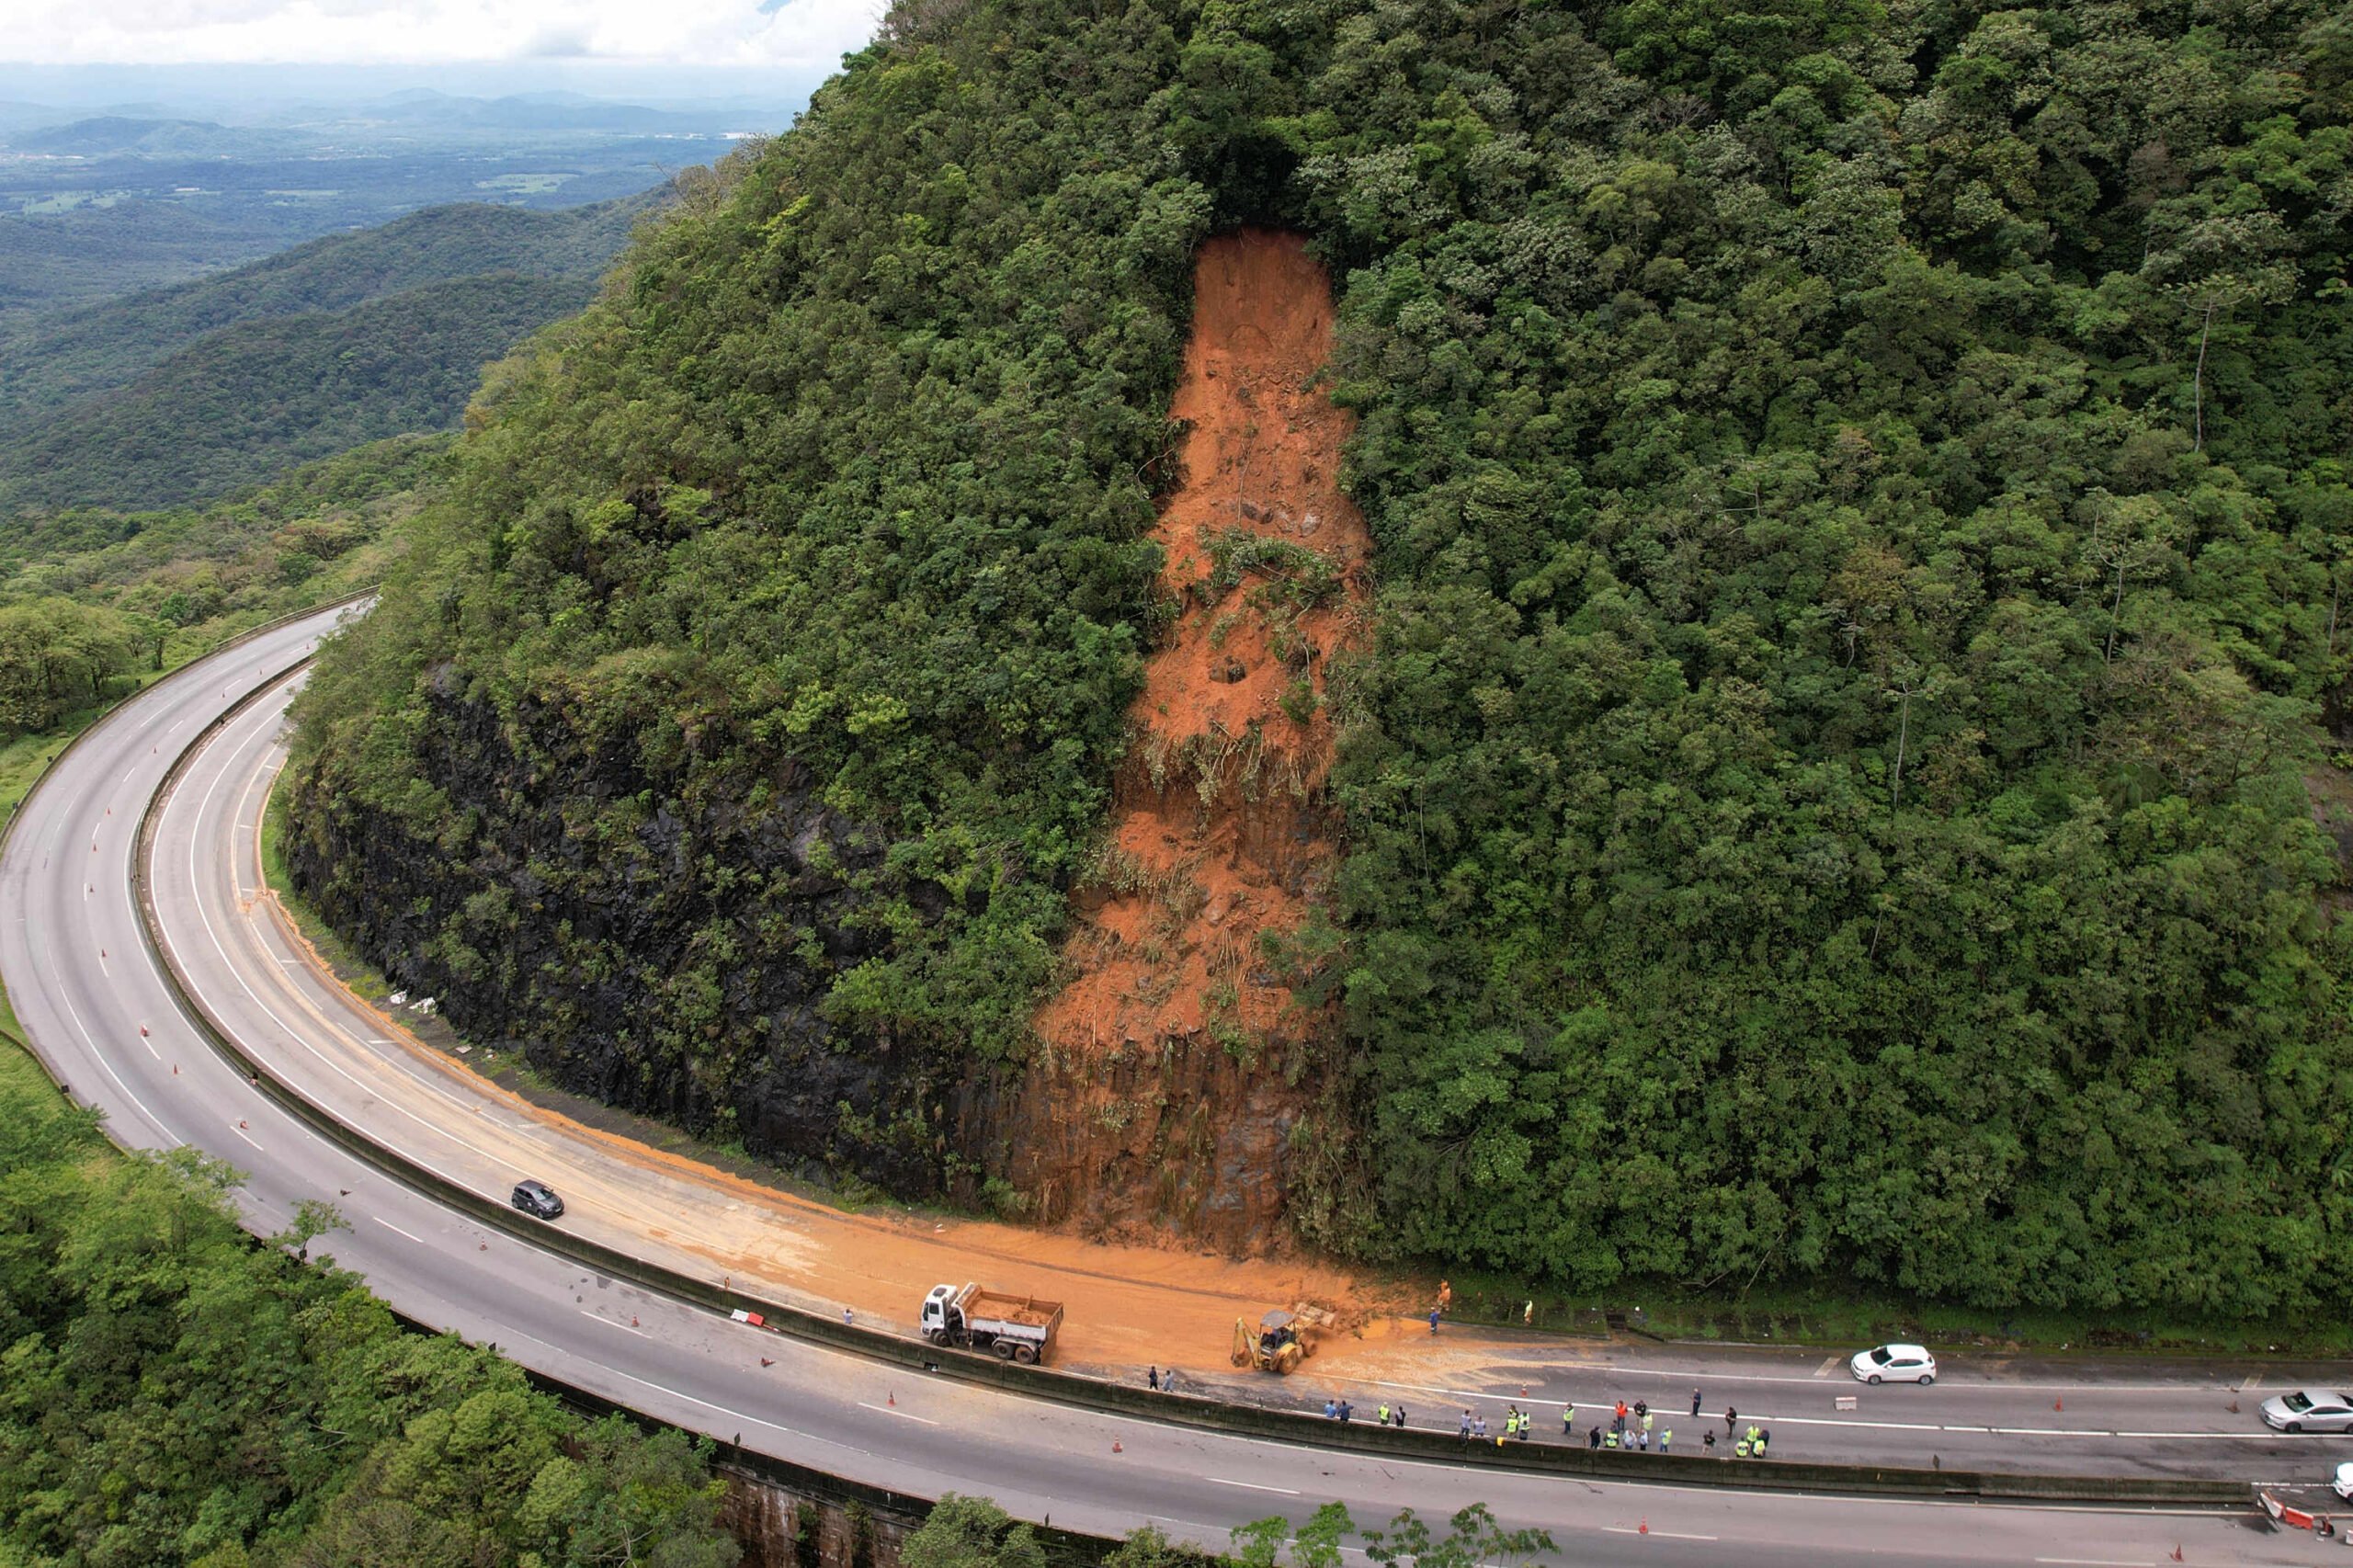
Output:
(94, 617), (2256, 1515)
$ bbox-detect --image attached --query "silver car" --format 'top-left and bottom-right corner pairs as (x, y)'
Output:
(2258, 1390), (2353, 1433)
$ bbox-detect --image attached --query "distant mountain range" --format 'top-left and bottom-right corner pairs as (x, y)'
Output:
(0, 191), (663, 513)
(0, 91), (795, 153)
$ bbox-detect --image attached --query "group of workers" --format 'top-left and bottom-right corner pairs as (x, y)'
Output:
(1322, 1383), (1775, 1460)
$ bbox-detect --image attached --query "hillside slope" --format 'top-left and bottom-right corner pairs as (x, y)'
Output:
(0, 197), (655, 428)
(0, 277), (592, 512)
(288, 0), (2353, 1314)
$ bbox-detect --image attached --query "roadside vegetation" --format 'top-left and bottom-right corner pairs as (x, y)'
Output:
(903, 1495), (1550, 1568)
(287, 0), (2353, 1323)
(0, 436), (427, 753)
(0, 1030), (737, 1567)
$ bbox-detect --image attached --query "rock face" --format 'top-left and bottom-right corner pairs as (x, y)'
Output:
(1010, 229), (1370, 1249)
(284, 673), (968, 1195)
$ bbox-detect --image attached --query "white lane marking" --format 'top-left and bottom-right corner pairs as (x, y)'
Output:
(1207, 1478), (1299, 1495)
(140, 1031), (159, 1060)
(36, 929), (180, 1147)
(2241, 1372), (2261, 1392)
(1347, 1365), (2239, 1397)
(583, 1311), (649, 1337)
(2034, 1559), (2150, 1566)
(167, 699), (532, 1199)
(373, 1217), (426, 1244)
(227, 1119), (262, 1149)
(858, 1401), (938, 1426)
(1813, 1356), (1840, 1378)
(1605, 1528), (1718, 1540)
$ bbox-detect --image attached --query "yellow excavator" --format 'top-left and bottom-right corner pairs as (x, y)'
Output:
(1232, 1306), (1330, 1374)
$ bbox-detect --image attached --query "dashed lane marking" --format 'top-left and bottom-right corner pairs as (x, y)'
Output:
(582, 1311), (648, 1337)
(858, 1402), (938, 1426)
(372, 1217), (426, 1245)
(1207, 1478), (1300, 1495)
(226, 1119), (262, 1150)
(1605, 1528), (1718, 1541)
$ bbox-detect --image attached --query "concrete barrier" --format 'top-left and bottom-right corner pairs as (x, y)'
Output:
(118, 626), (2254, 1516)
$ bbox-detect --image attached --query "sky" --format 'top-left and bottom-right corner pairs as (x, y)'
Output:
(4, 0), (885, 70)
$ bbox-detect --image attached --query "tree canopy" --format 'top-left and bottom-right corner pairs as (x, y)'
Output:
(0, 1043), (738, 1567)
(289, 0), (2353, 1316)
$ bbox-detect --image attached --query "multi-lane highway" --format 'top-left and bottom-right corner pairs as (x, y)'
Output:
(0, 604), (2339, 1566)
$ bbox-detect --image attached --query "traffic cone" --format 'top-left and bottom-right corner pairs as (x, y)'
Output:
(888, 1391), (896, 1406)
(1112, 1440), (1123, 1453)
(1638, 1521), (1648, 1536)
(140, 1026), (149, 1037)
(2170, 1547), (2182, 1562)
(631, 1316), (640, 1328)
(2054, 1398), (2063, 1412)
(761, 1358), (775, 1368)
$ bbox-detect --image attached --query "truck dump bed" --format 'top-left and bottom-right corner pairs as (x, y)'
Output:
(962, 1288), (1063, 1328)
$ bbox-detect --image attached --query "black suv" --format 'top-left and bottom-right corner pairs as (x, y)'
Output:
(509, 1179), (564, 1219)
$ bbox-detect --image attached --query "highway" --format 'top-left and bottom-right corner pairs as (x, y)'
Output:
(0, 602), (2343, 1567)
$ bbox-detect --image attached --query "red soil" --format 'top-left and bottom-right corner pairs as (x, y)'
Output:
(1033, 229), (1370, 1057)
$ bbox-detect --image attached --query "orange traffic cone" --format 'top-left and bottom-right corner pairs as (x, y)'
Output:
(1112, 1440), (1124, 1453)
(888, 1391), (896, 1406)
(631, 1316), (640, 1328)
(761, 1358), (775, 1368)
(1638, 1521), (1649, 1536)
(2054, 1398), (2063, 1412)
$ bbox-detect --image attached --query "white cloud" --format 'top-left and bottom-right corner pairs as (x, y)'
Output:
(3, 0), (885, 67)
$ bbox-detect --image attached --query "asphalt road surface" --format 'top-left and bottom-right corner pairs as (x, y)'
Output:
(3, 604), (2346, 1568)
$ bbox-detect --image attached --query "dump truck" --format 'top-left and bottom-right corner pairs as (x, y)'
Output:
(1232, 1304), (1334, 1374)
(919, 1281), (1064, 1364)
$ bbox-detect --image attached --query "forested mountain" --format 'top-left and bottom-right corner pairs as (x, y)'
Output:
(0, 197), (655, 428)
(287, 0), (2353, 1318)
(0, 278), (593, 512)
(0, 196), (659, 512)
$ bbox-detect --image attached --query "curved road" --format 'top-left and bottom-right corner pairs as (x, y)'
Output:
(0, 606), (2334, 1567)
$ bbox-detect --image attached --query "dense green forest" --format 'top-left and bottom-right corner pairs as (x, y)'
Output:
(0, 278), (587, 512)
(0, 1042), (736, 1567)
(0, 197), (655, 433)
(0, 437), (433, 740)
(899, 1494), (1543, 1568)
(288, 0), (2353, 1316)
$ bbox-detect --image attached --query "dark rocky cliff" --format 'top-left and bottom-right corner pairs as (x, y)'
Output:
(285, 666), (974, 1194)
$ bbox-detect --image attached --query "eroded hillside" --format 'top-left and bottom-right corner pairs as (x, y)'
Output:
(1008, 230), (1368, 1245)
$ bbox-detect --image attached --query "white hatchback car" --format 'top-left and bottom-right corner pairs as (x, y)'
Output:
(1851, 1344), (1937, 1385)
(2334, 1460), (2353, 1502)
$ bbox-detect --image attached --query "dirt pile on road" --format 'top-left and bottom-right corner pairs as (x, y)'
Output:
(1006, 229), (1370, 1250)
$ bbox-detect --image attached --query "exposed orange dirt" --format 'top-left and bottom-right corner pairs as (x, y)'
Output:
(1006, 231), (1371, 1248)
(1034, 227), (1370, 1054)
